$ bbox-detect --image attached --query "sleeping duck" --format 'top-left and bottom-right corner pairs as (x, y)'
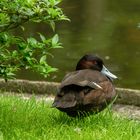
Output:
(52, 54), (117, 117)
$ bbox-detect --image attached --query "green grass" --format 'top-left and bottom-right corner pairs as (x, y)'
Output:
(0, 95), (139, 140)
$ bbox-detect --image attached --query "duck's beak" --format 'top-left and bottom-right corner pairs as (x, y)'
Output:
(101, 65), (117, 80)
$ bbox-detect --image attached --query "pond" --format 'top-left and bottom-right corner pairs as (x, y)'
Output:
(17, 0), (140, 89)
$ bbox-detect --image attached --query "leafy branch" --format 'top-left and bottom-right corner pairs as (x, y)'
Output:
(0, 0), (69, 81)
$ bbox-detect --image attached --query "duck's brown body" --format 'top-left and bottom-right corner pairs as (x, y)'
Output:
(53, 69), (116, 117)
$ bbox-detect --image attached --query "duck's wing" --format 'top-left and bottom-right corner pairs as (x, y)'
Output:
(60, 69), (108, 89)
(83, 80), (116, 106)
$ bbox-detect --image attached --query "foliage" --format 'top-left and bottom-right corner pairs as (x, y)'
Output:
(0, 95), (140, 140)
(0, 0), (69, 81)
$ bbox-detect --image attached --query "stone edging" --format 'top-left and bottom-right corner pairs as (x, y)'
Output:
(0, 79), (140, 106)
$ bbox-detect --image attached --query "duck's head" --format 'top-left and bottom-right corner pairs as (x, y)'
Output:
(76, 54), (117, 81)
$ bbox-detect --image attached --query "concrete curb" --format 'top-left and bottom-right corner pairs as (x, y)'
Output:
(0, 79), (59, 95)
(0, 79), (140, 106)
(116, 88), (140, 106)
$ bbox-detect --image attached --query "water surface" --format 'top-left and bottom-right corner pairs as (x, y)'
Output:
(18, 0), (140, 89)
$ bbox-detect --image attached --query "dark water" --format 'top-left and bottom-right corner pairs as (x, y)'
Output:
(18, 0), (140, 89)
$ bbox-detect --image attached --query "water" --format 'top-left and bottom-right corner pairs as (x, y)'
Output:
(17, 0), (140, 89)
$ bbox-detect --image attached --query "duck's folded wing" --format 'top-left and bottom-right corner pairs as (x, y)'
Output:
(60, 69), (108, 89)
(83, 80), (116, 105)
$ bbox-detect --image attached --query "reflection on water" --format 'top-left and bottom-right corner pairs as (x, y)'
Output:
(17, 0), (140, 89)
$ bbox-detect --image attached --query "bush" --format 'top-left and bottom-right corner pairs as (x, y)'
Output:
(0, 0), (69, 81)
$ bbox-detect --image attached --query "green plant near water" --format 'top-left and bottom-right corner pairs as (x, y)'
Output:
(0, 0), (69, 81)
(0, 95), (139, 140)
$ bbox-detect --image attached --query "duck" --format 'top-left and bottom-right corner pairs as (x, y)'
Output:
(52, 54), (117, 117)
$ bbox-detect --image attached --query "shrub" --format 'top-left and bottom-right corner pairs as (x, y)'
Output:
(0, 0), (69, 81)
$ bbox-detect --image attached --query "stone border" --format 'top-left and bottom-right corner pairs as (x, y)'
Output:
(0, 79), (140, 106)
(116, 88), (140, 106)
(0, 79), (59, 95)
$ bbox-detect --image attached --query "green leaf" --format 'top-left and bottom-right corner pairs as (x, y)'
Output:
(12, 50), (18, 57)
(49, 21), (55, 31)
(48, 67), (58, 72)
(26, 57), (33, 65)
(40, 55), (46, 64)
(52, 34), (59, 45)
(27, 38), (37, 45)
(20, 26), (25, 31)
(39, 33), (46, 42)
(52, 45), (63, 48)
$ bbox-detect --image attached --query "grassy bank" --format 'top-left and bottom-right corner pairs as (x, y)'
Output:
(0, 95), (139, 140)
